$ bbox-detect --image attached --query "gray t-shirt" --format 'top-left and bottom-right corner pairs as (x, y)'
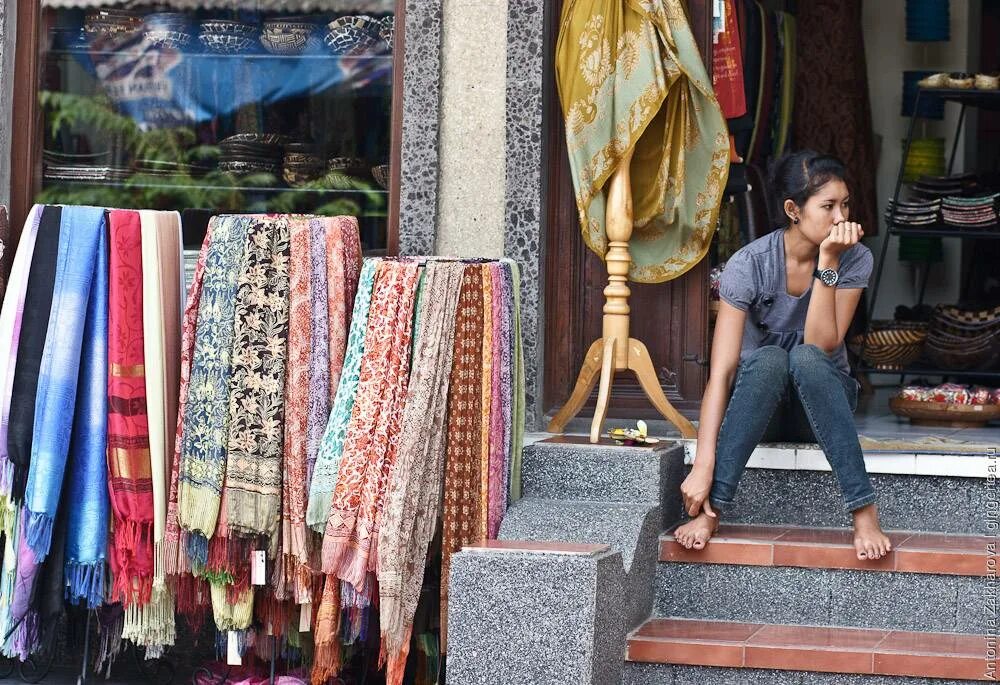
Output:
(718, 229), (873, 378)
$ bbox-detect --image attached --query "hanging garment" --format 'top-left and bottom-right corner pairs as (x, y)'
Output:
(486, 263), (506, 539)
(179, 215), (249, 564)
(326, 217), (360, 403)
(555, 0), (730, 283)
(322, 260), (419, 592)
(0, 205), (42, 500)
(713, 0), (748, 119)
(509, 261), (526, 502)
(165, 226), (213, 578)
(478, 265), (493, 540)
(224, 215), (290, 546)
(310, 574), (342, 685)
(748, 3), (775, 164)
(106, 209), (154, 605)
(772, 12), (795, 156)
(440, 265), (485, 651)
(306, 219), (332, 490)
(793, 0), (878, 235)
(307, 259), (378, 532)
(23, 206), (107, 559)
(280, 217), (313, 597)
(7, 205), (61, 504)
(377, 262), (463, 685)
(63, 210), (111, 608)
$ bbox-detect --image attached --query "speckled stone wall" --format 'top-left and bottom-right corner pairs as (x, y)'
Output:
(397, 0), (444, 256)
(504, 0), (547, 430)
(0, 0), (13, 207)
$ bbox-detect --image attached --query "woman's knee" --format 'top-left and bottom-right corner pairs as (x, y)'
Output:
(745, 345), (790, 379)
(789, 344), (836, 380)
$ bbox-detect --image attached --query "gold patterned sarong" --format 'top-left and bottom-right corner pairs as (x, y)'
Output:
(556, 0), (730, 283)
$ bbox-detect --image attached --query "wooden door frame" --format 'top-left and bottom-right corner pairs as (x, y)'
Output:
(9, 0), (406, 255)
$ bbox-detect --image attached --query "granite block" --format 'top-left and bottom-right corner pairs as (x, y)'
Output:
(398, 0), (442, 257)
(0, 0), (12, 207)
(623, 663), (982, 684)
(680, 466), (988, 534)
(955, 574), (989, 636)
(829, 570), (971, 633)
(520, 442), (684, 507)
(656, 563), (832, 627)
(447, 546), (626, 685)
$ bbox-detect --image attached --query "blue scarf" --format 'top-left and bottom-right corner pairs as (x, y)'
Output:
(63, 218), (110, 607)
(23, 206), (107, 560)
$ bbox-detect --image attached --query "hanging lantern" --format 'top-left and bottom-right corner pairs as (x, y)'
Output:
(906, 0), (950, 42)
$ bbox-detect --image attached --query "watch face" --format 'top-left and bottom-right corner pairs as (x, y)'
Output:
(819, 268), (839, 286)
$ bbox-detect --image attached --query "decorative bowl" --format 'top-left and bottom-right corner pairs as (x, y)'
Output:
(85, 10), (142, 37)
(261, 25), (314, 54)
(947, 72), (975, 89)
(848, 321), (927, 370)
(144, 29), (192, 49)
(379, 15), (394, 49)
(975, 73), (1000, 90)
(325, 15), (381, 55)
(371, 164), (389, 189)
(200, 20), (257, 36)
(199, 32), (255, 53)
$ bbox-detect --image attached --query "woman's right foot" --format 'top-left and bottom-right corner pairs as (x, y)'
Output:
(672, 510), (720, 550)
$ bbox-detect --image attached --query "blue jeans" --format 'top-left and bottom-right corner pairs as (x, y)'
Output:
(707, 344), (876, 514)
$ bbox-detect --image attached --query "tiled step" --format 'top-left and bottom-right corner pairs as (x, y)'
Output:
(661, 524), (989, 576)
(675, 465), (989, 534)
(627, 618), (990, 681)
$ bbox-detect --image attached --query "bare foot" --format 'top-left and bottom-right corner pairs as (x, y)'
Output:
(672, 510), (720, 550)
(852, 503), (892, 560)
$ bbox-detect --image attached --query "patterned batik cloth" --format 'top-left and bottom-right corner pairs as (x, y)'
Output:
(322, 260), (419, 593)
(224, 215), (290, 548)
(377, 262), (463, 685)
(306, 259), (378, 532)
(477, 265), (493, 540)
(487, 262), (509, 539)
(164, 226), (213, 578)
(306, 220), (333, 489)
(178, 216), (249, 564)
(106, 210), (154, 606)
(439, 265), (485, 652)
(279, 217), (312, 598)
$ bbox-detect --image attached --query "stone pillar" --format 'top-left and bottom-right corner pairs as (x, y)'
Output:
(0, 0), (15, 207)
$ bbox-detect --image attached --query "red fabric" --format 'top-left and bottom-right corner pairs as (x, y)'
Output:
(713, 0), (747, 119)
(106, 209), (154, 605)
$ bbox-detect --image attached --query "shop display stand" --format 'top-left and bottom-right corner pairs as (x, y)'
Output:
(546, 149), (698, 442)
(858, 86), (1000, 381)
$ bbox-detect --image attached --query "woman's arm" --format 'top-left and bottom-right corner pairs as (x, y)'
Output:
(680, 301), (745, 517)
(804, 222), (864, 352)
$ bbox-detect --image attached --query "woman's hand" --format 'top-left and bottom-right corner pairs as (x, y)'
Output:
(820, 221), (864, 260)
(680, 466), (717, 518)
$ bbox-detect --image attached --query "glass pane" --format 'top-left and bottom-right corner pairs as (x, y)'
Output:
(36, 0), (395, 253)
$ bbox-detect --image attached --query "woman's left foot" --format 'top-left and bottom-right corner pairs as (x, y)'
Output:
(852, 502), (892, 560)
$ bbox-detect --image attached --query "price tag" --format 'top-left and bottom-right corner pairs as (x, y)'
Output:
(299, 603), (311, 633)
(227, 631), (242, 666)
(251, 550), (266, 586)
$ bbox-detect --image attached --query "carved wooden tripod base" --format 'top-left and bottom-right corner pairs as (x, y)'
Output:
(547, 335), (697, 442)
(547, 149), (697, 443)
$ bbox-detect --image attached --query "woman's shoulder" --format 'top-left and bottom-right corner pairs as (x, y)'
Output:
(727, 229), (781, 265)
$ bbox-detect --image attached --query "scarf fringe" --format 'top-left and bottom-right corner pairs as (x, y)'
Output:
(153, 539), (166, 591)
(23, 509), (53, 560)
(310, 575), (342, 685)
(2, 610), (38, 661)
(122, 587), (176, 648)
(110, 518), (154, 606)
(383, 633), (412, 685)
(65, 560), (106, 608)
(96, 607), (126, 678)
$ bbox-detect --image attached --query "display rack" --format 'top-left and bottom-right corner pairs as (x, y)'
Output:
(858, 86), (1000, 380)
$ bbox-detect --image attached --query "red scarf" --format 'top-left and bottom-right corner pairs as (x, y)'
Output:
(107, 209), (154, 605)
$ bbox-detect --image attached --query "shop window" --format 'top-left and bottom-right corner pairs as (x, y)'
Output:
(31, 1), (397, 253)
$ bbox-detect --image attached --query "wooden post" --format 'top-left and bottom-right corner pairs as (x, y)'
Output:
(548, 152), (698, 442)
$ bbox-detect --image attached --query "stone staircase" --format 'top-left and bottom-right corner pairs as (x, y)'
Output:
(486, 437), (991, 684)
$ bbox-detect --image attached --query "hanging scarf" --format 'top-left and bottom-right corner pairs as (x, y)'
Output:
(310, 574), (342, 684)
(498, 262), (515, 512)
(337, 217), (362, 343)
(178, 215), (249, 564)
(23, 206), (107, 559)
(306, 219), (332, 488)
(106, 209), (154, 605)
(440, 265), (484, 651)
(322, 260), (419, 592)
(509, 261), (526, 502)
(306, 259), (378, 532)
(280, 217), (312, 597)
(326, 217), (359, 403)
(377, 262), (463, 685)
(63, 212), (110, 607)
(0, 205), (42, 501)
(7, 205), (61, 505)
(555, 0), (729, 283)
(165, 226), (212, 578)
(224, 215), (290, 546)
(477, 265), (493, 540)
(487, 263), (508, 539)
(6, 514), (42, 659)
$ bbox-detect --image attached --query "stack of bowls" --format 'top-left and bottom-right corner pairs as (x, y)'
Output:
(143, 13), (192, 49)
(219, 134), (286, 176)
(199, 19), (257, 54)
(324, 15), (382, 55)
(371, 164), (389, 189)
(261, 17), (316, 55)
(85, 9), (142, 40)
(283, 144), (325, 186)
(925, 304), (1000, 370)
(379, 15), (394, 50)
(906, 0), (950, 42)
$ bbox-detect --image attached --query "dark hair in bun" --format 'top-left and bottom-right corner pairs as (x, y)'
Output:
(767, 150), (848, 227)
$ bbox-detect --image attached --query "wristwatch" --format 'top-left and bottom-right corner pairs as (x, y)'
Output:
(814, 267), (840, 287)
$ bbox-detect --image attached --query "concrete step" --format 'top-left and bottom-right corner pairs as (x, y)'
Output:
(625, 618), (989, 683)
(675, 465), (989, 534)
(661, 524), (990, 577)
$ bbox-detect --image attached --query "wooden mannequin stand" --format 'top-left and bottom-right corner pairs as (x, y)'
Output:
(548, 150), (698, 442)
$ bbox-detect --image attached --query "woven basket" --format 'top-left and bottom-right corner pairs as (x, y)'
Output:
(849, 322), (927, 370)
(889, 397), (1000, 428)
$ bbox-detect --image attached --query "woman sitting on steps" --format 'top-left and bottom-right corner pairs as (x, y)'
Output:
(673, 150), (892, 561)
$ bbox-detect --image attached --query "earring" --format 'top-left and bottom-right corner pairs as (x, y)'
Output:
(793, 218), (799, 224)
